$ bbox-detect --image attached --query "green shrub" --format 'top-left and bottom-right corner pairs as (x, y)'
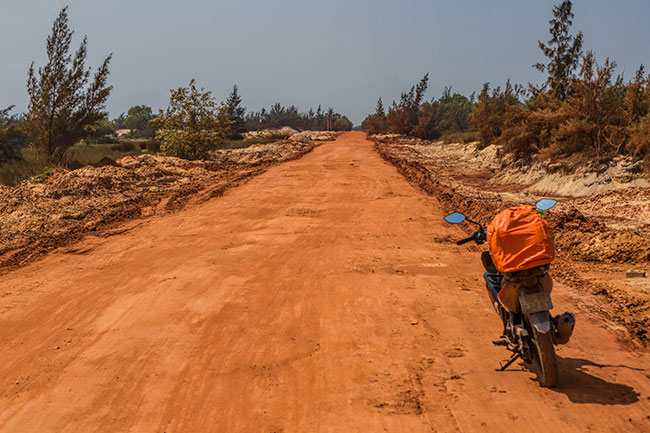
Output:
(153, 79), (227, 160)
(32, 167), (62, 183)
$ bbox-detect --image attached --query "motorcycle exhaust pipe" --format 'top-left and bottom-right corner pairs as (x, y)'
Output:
(554, 312), (575, 344)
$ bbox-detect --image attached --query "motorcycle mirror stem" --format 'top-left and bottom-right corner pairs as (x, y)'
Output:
(443, 212), (484, 228)
(464, 216), (483, 228)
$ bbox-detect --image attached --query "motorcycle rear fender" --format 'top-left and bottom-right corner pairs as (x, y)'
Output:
(528, 311), (552, 334)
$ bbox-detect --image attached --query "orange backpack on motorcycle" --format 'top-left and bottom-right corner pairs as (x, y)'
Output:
(487, 205), (555, 273)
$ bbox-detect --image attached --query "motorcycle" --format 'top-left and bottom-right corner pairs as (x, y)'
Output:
(443, 199), (575, 388)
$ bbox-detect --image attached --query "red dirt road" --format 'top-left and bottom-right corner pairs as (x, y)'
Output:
(1, 132), (649, 432)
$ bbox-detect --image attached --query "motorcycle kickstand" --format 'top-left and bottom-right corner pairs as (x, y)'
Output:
(496, 352), (521, 372)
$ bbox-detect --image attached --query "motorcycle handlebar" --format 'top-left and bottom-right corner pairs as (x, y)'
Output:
(456, 235), (475, 245)
(456, 228), (486, 245)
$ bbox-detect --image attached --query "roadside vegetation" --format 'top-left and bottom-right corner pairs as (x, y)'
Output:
(245, 104), (352, 132)
(0, 6), (352, 185)
(152, 79), (229, 160)
(362, 75), (476, 143)
(363, 0), (650, 173)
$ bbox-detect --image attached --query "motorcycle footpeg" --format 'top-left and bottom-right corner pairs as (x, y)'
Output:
(492, 339), (508, 346)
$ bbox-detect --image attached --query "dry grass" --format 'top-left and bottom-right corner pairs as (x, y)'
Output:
(0, 142), (144, 186)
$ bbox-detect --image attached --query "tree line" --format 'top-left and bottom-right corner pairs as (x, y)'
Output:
(363, 0), (650, 168)
(0, 6), (352, 166)
(245, 104), (352, 132)
(362, 74), (475, 142)
(472, 0), (649, 165)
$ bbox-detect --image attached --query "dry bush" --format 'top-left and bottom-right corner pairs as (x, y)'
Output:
(625, 69), (650, 163)
(386, 74), (428, 135)
(471, 81), (522, 148)
(362, 98), (388, 134)
(499, 53), (647, 163)
(628, 115), (650, 159)
(441, 131), (478, 144)
(476, 1), (648, 164)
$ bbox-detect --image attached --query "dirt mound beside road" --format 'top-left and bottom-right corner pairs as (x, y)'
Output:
(373, 137), (650, 263)
(0, 140), (317, 271)
(377, 135), (650, 197)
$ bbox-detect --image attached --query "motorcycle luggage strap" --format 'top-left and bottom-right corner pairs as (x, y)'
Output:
(503, 264), (550, 281)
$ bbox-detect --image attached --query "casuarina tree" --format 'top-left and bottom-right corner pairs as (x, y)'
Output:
(25, 6), (112, 163)
(386, 73), (429, 135)
(533, 0), (583, 101)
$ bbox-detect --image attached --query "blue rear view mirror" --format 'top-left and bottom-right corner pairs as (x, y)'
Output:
(444, 212), (466, 224)
(536, 198), (557, 211)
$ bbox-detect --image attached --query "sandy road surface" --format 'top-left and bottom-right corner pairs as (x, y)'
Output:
(0, 132), (649, 432)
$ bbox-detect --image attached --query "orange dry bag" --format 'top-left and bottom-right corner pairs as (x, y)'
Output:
(487, 205), (555, 273)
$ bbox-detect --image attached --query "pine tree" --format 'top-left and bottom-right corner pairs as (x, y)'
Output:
(368, 98), (387, 134)
(224, 84), (246, 139)
(376, 97), (385, 117)
(534, 0), (583, 101)
(25, 7), (112, 163)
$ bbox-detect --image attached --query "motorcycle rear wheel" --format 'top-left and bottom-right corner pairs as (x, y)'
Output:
(531, 329), (558, 387)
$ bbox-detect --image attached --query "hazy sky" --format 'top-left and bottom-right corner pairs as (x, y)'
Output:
(2, 0), (649, 124)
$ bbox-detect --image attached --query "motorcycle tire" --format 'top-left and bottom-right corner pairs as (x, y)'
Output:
(531, 328), (558, 388)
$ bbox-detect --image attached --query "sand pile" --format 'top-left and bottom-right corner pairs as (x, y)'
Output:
(380, 136), (649, 197)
